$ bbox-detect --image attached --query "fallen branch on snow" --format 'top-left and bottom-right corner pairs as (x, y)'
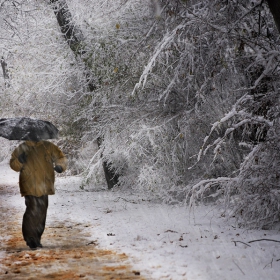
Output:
(263, 258), (273, 269)
(232, 241), (251, 247)
(248, 239), (280, 244)
(86, 240), (98, 246)
(232, 260), (245, 275)
(113, 197), (137, 204)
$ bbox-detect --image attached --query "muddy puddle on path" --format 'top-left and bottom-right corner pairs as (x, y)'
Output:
(0, 186), (145, 280)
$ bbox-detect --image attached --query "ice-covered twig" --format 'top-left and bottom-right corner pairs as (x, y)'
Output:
(187, 177), (233, 206)
(229, 0), (263, 31)
(131, 22), (186, 96)
(263, 259), (273, 269)
(253, 53), (278, 89)
(232, 241), (251, 247)
(232, 260), (245, 275)
(113, 197), (137, 204)
(83, 149), (102, 175)
(185, 7), (227, 33)
(194, 93), (273, 164)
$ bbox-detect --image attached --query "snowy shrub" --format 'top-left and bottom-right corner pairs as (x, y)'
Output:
(189, 60), (280, 228)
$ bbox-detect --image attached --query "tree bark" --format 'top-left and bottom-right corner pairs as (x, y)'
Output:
(97, 137), (119, 190)
(1, 57), (10, 88)
(266, 0), (280, 34)
(49, 0), (119, 189)
(49, 0), (95, 91)
(49, 0), (84, 54)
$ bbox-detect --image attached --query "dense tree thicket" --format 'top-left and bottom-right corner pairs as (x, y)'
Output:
(0, 0), (279, 228)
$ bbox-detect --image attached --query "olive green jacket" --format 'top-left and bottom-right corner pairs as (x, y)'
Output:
(10, 140), (67, 197)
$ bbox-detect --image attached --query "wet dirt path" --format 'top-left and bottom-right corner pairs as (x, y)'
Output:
(0, 185), (144, 280)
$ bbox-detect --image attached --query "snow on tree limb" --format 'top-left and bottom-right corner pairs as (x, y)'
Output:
(131, 22), (186, 96)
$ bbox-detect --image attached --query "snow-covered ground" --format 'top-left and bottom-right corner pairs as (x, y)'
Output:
(1, 159), (280, 279)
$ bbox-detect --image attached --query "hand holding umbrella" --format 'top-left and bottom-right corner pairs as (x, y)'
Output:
(54, 165), (63, 173)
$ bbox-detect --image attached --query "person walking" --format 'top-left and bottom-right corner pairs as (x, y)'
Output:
(10, 140), (67, 250)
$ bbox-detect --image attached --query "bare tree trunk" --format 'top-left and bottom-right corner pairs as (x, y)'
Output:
(49, 0), (95, 91)
(97, 137), (119, 190)
(1, 57), (10, 88)
(266, 0), (280, 34)
(49, 0), (119, 189)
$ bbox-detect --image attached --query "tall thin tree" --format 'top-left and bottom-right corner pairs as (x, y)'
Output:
(49, 0), (118, 189)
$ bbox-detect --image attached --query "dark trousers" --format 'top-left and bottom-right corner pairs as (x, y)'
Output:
(22, 195), (48, 246)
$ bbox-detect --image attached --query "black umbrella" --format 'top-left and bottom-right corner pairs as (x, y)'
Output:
(0, 117), (59, 141)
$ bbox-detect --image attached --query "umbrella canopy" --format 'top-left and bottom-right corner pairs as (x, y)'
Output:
(0, 117), (59, 141)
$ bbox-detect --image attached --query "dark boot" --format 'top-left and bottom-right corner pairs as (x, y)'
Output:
(26, 237), (37, 250)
